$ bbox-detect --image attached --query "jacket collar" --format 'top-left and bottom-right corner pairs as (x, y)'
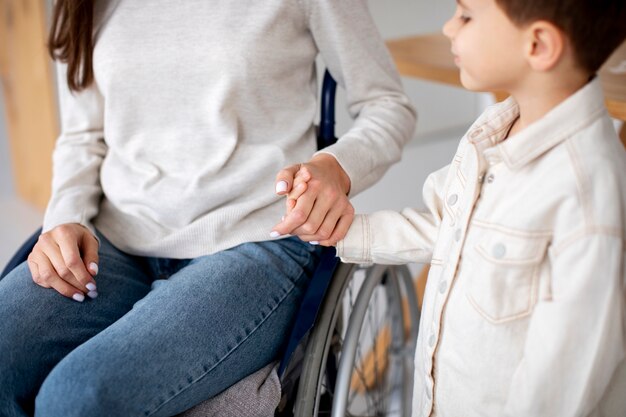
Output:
(466, 77), (607, 170)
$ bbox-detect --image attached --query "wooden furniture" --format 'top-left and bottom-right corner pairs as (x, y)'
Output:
(386, 33), (509, 102)
(600, 40), (626, 145)
(386, 33), (626, 145)
(0, 0), (58, 210)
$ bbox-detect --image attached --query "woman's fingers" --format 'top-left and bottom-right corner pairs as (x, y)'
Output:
(275, 164), (302, 195)
(272, 154), (351, 240)
(79, 231), (100, 291)
(28, 251), (86, 302)
(27, 223), (100, 301)
(27, 257), (49, 288)
(294, 197), (354, 244)
(58, 236), (97, 294)
(272, 183), (317, 236)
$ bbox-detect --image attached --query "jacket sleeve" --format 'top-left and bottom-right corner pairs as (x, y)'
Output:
(504, 232), (625, 416)
(336, 164), (448, 265)
(302, 0), (417, 196)
(42, 62), (107, 236)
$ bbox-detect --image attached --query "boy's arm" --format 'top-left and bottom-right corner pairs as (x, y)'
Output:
(336, 164), (448, 265)
(504, 233), (625, 416)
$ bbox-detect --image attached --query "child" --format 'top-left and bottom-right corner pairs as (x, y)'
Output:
(275, 0), (626, 415)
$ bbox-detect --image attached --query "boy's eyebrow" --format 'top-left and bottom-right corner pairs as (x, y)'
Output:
(457, 0), (470, 9)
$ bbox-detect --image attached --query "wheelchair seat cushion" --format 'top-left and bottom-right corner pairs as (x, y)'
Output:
(178, 361), (280, 417)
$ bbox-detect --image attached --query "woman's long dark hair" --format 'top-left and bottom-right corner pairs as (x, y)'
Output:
(47, 0), (94, 92)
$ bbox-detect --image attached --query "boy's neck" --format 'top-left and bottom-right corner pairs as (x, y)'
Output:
(506, 70), (590, 137)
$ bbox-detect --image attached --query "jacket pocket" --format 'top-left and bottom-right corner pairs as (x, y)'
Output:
(465, 229), (548, 324)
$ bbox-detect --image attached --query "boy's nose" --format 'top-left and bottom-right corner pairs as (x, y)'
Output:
(442, 17), (456, 40)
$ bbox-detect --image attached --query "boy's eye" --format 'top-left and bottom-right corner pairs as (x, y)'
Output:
(459, 14), (471, 23)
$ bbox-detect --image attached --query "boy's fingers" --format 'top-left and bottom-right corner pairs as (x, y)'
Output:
(272, 190), (316, 236)
(319, 211), (355, 246)
(287, 182), (308, 205)
(300, 203), (343, 242)
(294, 166), (312, 182)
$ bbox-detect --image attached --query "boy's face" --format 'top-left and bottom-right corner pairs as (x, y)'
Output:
(443, 0), (528, 93)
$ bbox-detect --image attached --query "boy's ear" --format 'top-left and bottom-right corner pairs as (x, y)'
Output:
(524, 21), (565, 72)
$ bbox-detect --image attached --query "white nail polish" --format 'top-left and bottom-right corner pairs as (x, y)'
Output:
(275, 181), (288, 193)
(89, 262), (99, 276)
(86, 282), (97, 292)
(270, 231), (281, 238)
(73, 293), (85, 302)
(87, 291), (98, 299)
(310, 241), (319, 245)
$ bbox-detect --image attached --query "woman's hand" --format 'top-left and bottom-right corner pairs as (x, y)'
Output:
(272, 154), (354, 246)
(27, 223), (99, 302)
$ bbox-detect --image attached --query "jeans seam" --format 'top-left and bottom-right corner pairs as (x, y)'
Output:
(144, 278), (299, 416)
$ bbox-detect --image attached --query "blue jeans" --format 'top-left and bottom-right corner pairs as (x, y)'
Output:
(0, 232), (321, 417)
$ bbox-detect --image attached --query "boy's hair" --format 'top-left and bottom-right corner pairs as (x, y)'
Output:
(495, 0), (626, 74)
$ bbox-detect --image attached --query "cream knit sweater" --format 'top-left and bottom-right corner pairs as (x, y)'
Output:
(43, 0), (416, 258)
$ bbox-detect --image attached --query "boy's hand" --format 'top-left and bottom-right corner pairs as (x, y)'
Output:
(27, 223), (99, 302)
(272, 154), (354, 246)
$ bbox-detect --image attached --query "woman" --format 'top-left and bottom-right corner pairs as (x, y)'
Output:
(0, 0), (415, 416)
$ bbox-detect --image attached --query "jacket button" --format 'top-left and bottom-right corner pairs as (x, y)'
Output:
(493, 243), (506, 259)
(447, 194), (458, 206)
(486, 173), (495, 183)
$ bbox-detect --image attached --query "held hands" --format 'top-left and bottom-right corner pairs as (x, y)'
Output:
(27, 223), (99, 302)
(272, 154), (354, 246)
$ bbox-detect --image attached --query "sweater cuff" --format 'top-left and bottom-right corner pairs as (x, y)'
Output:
(336, 214), (372, 264)
(43, 211), (99, 246)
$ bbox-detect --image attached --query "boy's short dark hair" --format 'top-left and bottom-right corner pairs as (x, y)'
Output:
(495, 0), (626, 74)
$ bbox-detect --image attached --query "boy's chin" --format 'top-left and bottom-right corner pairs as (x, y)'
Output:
(459, 74), (501, 96)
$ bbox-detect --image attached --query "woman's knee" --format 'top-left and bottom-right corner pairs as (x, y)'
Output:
(35, 356), (144, 417)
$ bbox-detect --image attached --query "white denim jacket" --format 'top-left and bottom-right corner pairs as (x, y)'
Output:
(337, 78), (626, 417)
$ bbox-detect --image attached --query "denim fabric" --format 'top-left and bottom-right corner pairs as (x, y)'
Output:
(0, 232), (321, 417)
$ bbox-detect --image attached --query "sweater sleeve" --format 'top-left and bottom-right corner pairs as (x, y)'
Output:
(42, 62), (107, 237)
(303, 0), (417, 196)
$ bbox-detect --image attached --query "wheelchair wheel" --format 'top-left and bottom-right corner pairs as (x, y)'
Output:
(294, 263), (420, 417)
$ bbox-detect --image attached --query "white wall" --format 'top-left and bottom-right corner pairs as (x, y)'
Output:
(346, 0), (477, 213)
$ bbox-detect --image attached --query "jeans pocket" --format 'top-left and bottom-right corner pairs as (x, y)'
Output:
(465, 230), (548, 324)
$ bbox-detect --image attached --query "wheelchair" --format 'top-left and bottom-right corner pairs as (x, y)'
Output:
(1, 71), (420, 417)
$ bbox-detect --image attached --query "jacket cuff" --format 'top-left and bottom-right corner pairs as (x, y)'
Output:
(336, 214), (372, 264)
